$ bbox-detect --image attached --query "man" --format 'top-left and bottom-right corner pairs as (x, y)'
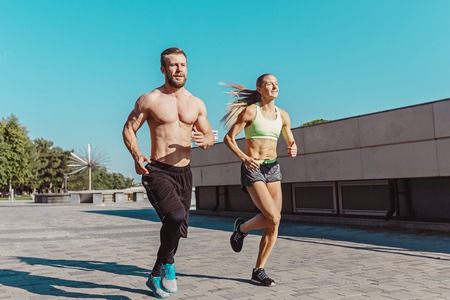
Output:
(122, 47), (214, 298)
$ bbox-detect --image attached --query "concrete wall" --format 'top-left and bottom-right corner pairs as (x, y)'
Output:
(34, 193), (70, 203)
(34, 187), (148, 204)
(192, 98), (450, 185)
(191, 98), (450, 221)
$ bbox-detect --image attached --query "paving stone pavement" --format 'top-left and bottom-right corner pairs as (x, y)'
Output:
(1, 201), (450, 299)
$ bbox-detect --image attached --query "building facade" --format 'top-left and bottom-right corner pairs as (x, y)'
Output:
(191, 98), (450, 223)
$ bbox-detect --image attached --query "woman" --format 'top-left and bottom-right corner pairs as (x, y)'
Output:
(222, 73), (297, 286)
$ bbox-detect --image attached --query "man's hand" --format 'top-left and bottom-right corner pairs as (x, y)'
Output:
(134, 155), (151, 174)
(192, 129), (212, 149)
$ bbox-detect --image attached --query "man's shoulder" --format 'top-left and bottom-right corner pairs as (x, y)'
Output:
(136, 88), (165, 107)
(182, 90), (204, 105)
(189, 93), (203, 104)
(140, 88), (163, 101)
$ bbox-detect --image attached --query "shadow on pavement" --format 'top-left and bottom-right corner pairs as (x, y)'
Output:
(177, 272), (249, 284)
(18, 257), (149, 277)
(11, 257), (248, 298)
(85, 208), (162, 223)
(0, 268), (149, 299)
(87, 208), (450, 258)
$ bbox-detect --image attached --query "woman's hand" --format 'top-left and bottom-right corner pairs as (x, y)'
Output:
(287, 141), (297, 157)
(243, 156), (260, 170)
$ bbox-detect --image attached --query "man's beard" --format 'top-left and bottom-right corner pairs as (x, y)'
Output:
(167, 74), (187, 88)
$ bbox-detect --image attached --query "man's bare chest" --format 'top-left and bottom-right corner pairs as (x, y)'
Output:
(150, 102), (198, 125)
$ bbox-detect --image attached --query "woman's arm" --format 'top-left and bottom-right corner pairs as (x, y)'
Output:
(280, 109), (297, 157)
(223, 105), (260, 169)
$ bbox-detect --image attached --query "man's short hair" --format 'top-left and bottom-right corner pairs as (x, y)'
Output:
(160, 47), (187, 67)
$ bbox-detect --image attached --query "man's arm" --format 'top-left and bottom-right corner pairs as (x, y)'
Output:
(192, 98), (214, 149)
(122, 96), (151, 174)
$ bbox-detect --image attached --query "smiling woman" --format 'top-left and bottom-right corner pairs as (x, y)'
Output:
(221, 73), (297, 287)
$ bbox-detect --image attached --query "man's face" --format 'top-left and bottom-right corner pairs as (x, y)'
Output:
(161, 54), (187, 88)
(257, 75), (279, 100)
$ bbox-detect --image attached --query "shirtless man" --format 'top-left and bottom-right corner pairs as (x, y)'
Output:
(122, 47), (214, 298)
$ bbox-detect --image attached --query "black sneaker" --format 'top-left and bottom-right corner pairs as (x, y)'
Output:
(230, 218), (247, 252)
(251, 268), (276, 287)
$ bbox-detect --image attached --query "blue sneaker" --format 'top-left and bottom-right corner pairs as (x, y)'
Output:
(146, 276), (170, 298)
(161, 263), (178, 293)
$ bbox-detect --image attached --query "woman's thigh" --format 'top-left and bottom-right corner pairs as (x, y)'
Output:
(247, 181), (281, 218)
(267, 181), (282, 212)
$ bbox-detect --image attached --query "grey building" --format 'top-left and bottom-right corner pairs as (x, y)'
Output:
(191, 98), (450, 223)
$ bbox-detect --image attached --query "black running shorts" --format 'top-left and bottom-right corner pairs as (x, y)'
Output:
(142, 160), (192, 238)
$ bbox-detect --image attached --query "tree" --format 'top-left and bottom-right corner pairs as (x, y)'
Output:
(0, 133), (8, 187)
(110, 172), (134, 189)
(0, 115), (133, 194)
(67, 168), (133, 191)
(32, 138), (71, 193)
(301, 119), (330, 127)
(0, 115), (34, 195)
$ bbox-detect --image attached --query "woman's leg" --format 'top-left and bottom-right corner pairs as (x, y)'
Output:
(242, 181), (282, 268)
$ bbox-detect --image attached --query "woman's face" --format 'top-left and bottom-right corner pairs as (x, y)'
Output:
(257, 75), (279, 100)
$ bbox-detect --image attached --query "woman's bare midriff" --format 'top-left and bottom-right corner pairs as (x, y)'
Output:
(245, 138), (278, 160)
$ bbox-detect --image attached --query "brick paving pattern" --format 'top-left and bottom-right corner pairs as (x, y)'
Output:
(0, 201), (450, 299)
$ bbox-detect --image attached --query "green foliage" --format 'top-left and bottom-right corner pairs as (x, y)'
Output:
(92, 168), (133, 190)
(0, 195), (32, 201)
(0, 132), (8, 186)
(0, 115), (34, 190)
(0, 114), (133, 193)
(67, 168), (133, 191)
(301, 119), (330, 127)
(32, 138), (72, 193)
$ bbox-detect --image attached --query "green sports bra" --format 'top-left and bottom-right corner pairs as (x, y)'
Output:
(245, 103), (282, 141)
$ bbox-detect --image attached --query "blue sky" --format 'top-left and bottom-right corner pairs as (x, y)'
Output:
(1, 0), (450, 182)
